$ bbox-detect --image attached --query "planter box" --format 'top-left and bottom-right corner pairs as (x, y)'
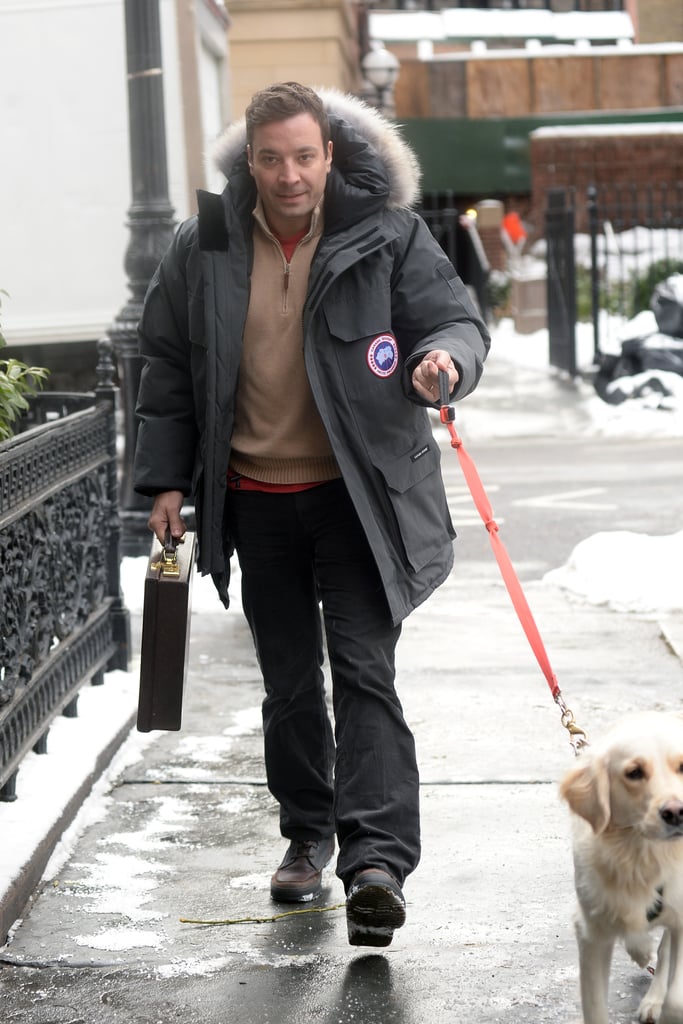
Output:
(511, 274), (548, 335)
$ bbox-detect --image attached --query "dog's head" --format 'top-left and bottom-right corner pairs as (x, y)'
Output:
(559, 711), (683, 839)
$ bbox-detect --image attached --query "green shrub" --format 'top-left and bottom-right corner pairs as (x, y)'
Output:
(0, 291), (50, 442)
(576, 259), (683, 323)
(631, 258), (683, 316)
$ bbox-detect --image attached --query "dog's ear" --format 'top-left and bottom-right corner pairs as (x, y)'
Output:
(559, 753), (611, 834)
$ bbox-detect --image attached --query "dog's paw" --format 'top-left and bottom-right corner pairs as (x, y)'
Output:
(638, 993), (664, 1023)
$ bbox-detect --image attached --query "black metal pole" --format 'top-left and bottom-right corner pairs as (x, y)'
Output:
(546, 188), (577, 378)
(587, 185), (601, 365)
(107, 0), (176, 556)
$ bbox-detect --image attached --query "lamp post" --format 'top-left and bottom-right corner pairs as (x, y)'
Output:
(360, 45), (400, 116)
(106, 0), (176, 555)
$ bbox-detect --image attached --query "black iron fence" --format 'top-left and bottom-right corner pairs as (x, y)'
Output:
(0, 341), (130, 800)
(545, 182), (683, 375)
(419, 192), (491, 322)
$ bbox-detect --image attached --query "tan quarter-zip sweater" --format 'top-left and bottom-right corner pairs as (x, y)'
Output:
(229, 200), (341, 485)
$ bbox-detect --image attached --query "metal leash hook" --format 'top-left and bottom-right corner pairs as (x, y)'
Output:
(555, 693), (589, 755)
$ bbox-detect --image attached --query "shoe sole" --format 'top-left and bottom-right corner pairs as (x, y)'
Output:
(346, 882), (406, 947)
(270, 882), (322, 903)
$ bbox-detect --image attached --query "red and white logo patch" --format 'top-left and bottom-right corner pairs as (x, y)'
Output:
(367, 334), (398, 378)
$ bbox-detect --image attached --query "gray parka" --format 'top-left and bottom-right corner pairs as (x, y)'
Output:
(134, 89), (490, 625)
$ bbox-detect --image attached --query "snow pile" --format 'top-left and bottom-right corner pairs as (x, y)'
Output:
(545, 531), (683, 614)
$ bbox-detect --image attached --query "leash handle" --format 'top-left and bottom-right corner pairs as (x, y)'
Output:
(437, 370), (588, 752)
(438, 366), (451, 409)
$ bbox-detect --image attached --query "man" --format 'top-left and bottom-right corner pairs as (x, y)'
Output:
(134, 82), (489, 947)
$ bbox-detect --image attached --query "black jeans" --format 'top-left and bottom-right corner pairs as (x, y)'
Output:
(226, 478), (421, 888)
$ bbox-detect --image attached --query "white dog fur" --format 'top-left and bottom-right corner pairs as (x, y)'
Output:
(560, 711), (683, 1024)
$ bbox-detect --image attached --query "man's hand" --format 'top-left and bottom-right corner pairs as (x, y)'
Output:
(148, 490), (186, 545)
(412, 350), (459, 403)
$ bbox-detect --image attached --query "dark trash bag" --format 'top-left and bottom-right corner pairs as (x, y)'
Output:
(651, 273), (683, 338)
(594, 336), (683, 405)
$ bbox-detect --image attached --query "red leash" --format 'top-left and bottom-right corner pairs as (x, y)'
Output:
(438, 371), (588, 753)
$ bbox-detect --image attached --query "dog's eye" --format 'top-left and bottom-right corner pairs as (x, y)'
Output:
(625, 766), (645, 781)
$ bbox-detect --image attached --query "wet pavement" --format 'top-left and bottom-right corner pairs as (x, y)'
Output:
(2, 354), (683, 1022)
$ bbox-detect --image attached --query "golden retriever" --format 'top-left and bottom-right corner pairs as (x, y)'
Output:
(560, 711), (683, 1024)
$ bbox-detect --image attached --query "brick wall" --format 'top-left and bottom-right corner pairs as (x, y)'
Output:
(529, 125), (683, 235)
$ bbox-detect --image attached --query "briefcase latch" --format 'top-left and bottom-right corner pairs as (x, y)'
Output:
(150, 532), (184, 578)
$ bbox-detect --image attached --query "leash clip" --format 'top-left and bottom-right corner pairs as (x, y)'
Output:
(555, 694), (589, 755)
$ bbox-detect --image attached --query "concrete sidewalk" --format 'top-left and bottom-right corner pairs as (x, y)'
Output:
(2, 548), (683, 1022)
(1, 355), (682, 1022)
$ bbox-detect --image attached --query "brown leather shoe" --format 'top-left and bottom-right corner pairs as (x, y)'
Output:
(270, 837), (335, 903)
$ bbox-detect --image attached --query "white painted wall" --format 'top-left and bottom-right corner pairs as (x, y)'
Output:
(0, 0), (229, 347)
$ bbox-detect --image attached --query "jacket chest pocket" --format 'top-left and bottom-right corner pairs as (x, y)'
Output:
(322, 280), (391, 343)
(322, 285), (404, 403)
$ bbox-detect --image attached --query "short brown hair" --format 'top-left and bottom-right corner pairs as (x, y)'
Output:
(245, 82), (330, 149)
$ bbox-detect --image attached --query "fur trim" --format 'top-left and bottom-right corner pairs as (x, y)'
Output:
(211, 88), (422, 210)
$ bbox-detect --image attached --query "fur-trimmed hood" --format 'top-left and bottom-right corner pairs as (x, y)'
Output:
(211, 88), (422, 212)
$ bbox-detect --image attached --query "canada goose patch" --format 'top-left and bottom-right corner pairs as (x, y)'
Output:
(367, 334), (398, 378)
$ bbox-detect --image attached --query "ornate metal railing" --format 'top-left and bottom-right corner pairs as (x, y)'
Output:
(545, 182), (683, 374)
(0, 340), (130, 800)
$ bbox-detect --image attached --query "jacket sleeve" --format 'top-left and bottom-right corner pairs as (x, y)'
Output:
(390, 213), (491, 403)
(133, 222), (199, 497)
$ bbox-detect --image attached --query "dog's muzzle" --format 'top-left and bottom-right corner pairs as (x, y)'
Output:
(660, 799), (683, 835)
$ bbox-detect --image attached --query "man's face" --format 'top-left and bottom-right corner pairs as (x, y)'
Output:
(248, 112), (332, 238)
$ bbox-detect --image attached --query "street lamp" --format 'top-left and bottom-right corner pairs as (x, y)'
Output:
(360, 45), (400, 116)
(107, 0), (176, 555)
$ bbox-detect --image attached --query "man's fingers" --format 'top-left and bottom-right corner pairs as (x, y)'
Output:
(148, 491), (186, 543)
(413, 353), (459, 400)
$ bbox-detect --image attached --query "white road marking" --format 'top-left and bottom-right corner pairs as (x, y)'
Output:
(445, 484), (504, 526)
(513, 487), (617, 511)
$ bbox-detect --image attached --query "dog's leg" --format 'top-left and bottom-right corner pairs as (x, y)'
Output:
(577, 927), (614, 1024)
(659, 928), (683, 1024)
(639, 932), (671, 1023)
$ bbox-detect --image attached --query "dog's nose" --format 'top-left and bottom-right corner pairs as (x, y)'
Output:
(660, 800), (683, 828)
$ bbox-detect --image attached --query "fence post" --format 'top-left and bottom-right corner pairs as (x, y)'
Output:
(587, 185), (602, 364)
(545, 188), (577, 376)
(95, 337), (131, 673)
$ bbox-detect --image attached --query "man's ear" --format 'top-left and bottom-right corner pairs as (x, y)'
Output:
(247, 144), (254, 174)
(326, 140), (333, 172)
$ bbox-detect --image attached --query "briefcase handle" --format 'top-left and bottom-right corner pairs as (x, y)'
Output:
(151, 530), (184, 579)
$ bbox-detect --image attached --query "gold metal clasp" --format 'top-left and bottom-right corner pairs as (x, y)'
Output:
(151, 550), (180, 577)
(150, 533), (184, 578)
(555, 693), (589, 755)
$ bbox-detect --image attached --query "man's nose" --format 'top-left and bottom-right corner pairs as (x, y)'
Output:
(278, 160), (300, 182)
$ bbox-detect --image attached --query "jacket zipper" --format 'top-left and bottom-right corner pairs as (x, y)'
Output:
(283, 259), (290, 313)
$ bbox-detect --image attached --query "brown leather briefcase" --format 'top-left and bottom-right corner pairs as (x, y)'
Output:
(137, 531), (196, 732)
